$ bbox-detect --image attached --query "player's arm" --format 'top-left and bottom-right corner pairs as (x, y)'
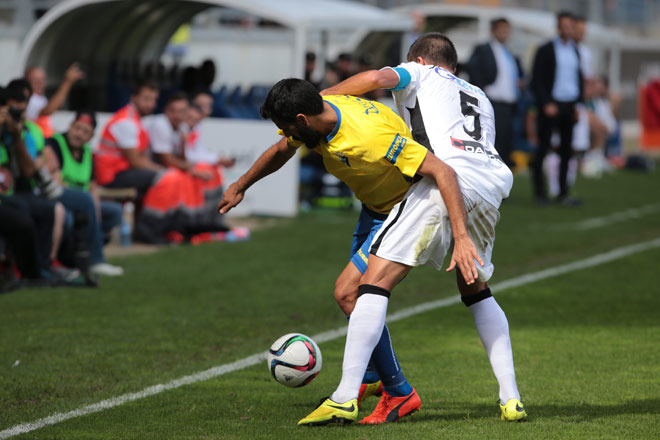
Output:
(218, 137), (297, 214)
(416, 151), (484, 285)
(320, 68), (400, 97)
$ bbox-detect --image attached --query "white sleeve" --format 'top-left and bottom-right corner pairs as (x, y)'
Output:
(389, 61), (424, 102)
(26, 95), (47, 121)
(147, 117), (174, 154)
(109, 119), (139, 149)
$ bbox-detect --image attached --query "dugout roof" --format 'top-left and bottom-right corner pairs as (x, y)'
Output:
(17, 0), (412, 91)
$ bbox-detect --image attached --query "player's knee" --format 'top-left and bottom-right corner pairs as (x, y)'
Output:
(459, 279), (488, 296)
(334, 278), (358, 315)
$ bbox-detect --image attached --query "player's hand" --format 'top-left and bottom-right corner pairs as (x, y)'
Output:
(446, 235), (484, 285)
(218, 182), (244, 214)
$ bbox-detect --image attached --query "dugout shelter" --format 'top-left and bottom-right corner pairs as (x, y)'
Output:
(17, 0), (412, 111)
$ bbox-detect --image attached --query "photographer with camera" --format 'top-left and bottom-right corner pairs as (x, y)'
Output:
(0, 84), (76, 283)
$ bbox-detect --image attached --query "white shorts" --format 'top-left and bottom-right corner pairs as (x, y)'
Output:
(369, 178), (500, 282)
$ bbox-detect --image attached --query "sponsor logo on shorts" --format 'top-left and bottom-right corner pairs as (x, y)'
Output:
(358, 248), (369, 263)
(386, 134), (407, 165)
(450, 137), (504, 164)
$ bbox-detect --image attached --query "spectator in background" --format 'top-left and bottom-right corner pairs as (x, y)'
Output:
(593, 76), (622, 157)
(467, 18), (524, 167)
(25, 63), (84, 138)
(147, 92), (231, 182)
(1, 83), (75, 282)
(0, 95), (43, 285)
(95, 80), (163, 197)
(146, 92), (190, 172)
(136, 91), (241, 244)
(192, 91), (213, 119)
(181, 59), (216, 96)
(198, 59), (216, 94)
(305, 52), (320, 90)
(530, 11), (583, 206)
(186, 92), (237, 171)
(336, 53), (355, 83)
(43, 111), (124, 277)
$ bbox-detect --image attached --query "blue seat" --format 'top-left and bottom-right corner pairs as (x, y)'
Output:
(244, 85), (271, 119)
(211, 85), (231, 118)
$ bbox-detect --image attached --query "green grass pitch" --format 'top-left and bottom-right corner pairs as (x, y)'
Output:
(1, 168), (660, 439)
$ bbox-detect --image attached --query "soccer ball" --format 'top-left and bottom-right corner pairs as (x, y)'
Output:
(267, 333), (322, 388)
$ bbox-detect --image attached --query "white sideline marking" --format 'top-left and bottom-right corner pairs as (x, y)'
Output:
(570, 202), (660, 231)
(3, 237), (660, 439)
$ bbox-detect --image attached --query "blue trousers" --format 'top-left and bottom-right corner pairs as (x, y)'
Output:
(56, 188), (104, 265)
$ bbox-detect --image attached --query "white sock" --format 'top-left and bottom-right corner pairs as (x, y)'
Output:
(331, 292), (389, 403)
(469, 296), (520, 403)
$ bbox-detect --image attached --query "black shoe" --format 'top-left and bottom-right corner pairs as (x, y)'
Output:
(556, 195), (582, 207)
(535, 196), (551, 206)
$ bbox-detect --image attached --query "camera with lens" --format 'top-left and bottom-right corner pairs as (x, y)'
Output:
(8, 106), (22, 123)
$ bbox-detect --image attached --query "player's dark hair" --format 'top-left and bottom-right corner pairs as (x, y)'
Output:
(557, 10), (574, 21)
(132, 79), (159, 96)
(407, 33), (458, 71)
(573, 14), (586, 22)
(490, 17), (509, 31)
(260, 79), (323, 123)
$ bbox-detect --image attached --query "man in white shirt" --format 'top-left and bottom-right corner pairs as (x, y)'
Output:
(467, 18), (524, 167)
(146, 92), (216, 181)
(26, 63), (84, 138)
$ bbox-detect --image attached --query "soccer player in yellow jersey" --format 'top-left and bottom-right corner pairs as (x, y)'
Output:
(218, 78), (481, 425)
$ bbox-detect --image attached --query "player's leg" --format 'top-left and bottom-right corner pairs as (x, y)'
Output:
(331, 255), (410, 405)
(299, 258), (415, 426)
(338, 208), (414, 403)
(334, 262), (381, 390)
(337, 256), (420, 424)
(458, 193), (526, 421)
(458, 272), (525, 421)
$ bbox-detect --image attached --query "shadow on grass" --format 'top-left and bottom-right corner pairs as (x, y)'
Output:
(408, 398), (660, 423)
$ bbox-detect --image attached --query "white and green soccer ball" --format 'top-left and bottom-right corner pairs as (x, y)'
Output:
(267, 333), (322, 388)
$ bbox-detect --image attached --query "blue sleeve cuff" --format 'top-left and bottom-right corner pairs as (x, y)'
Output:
(386, 67), (412, 91)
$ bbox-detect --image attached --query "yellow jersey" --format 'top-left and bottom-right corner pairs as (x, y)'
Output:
(283, 95), (429, 214)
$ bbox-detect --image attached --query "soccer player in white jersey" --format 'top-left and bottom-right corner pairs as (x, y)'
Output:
(306, 33), (526, 423)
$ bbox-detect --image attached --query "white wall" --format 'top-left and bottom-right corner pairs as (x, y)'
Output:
(0, 37), (21, 84)
(50, 111), (299, 217)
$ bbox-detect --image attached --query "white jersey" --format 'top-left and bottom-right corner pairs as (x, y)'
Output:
(388, 62), (513, 208)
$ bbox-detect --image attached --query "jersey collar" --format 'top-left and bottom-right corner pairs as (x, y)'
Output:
(325, 100), (342, 142)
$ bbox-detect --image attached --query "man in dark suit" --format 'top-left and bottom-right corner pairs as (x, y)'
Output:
(530, 11), (584, 205)
(467, 18), (523, 168)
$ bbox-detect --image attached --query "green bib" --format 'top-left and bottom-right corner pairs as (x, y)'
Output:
(0, 144), (7, 167)
(53, 133), (92, 191)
